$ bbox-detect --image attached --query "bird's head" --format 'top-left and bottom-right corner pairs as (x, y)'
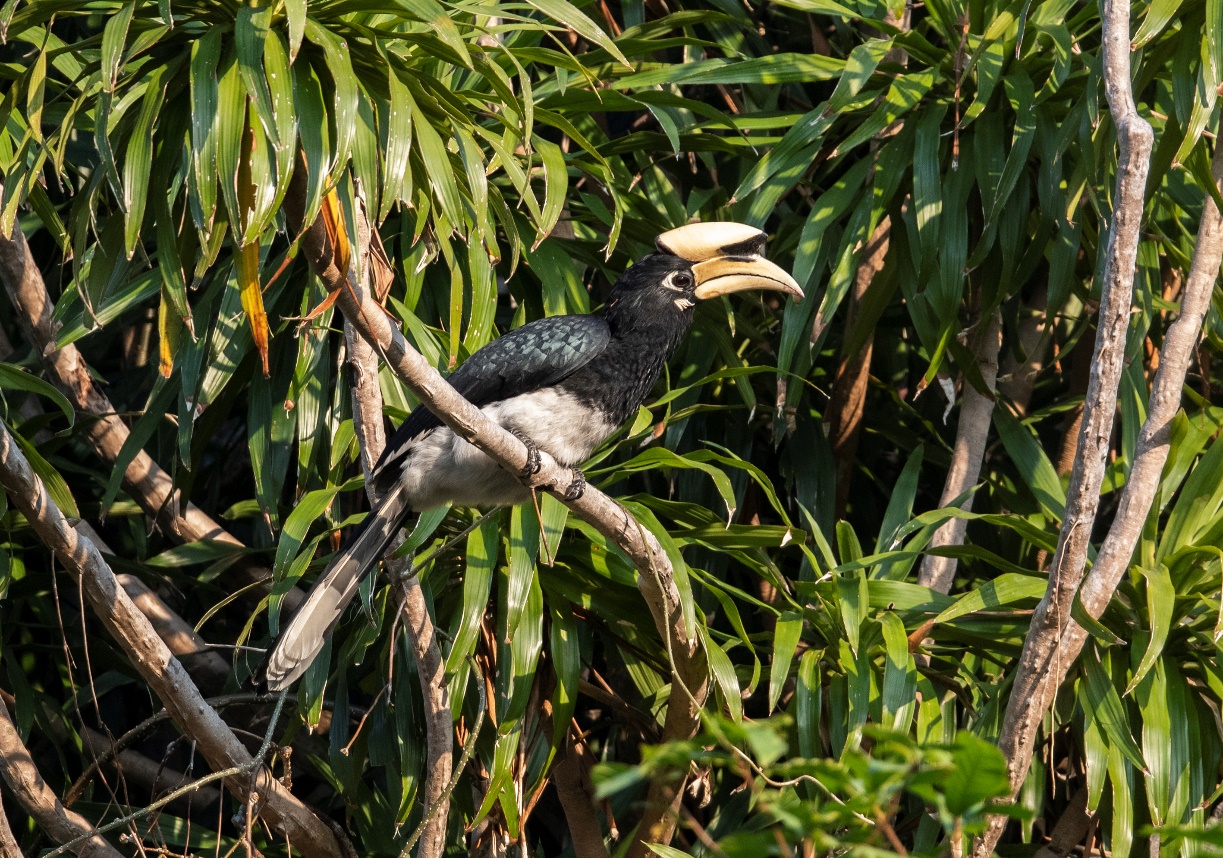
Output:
(605, 223), (802, 327)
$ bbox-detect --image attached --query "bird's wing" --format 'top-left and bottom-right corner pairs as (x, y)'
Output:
(260, 316), (609, 690)
(371, 315), (610, 492)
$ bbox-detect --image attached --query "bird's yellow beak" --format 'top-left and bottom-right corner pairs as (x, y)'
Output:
(656, 222), (804, 302)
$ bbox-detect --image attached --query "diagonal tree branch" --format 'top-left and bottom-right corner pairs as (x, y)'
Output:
(71, 519), (232, 692)
(919, 311), (1003, 594)
(972, 1), (1155, 850)
(0, 693), (125, 858)
(0, 214), (303, 611)
(283, 173), (708, 855)
(0, 421), (342, 858)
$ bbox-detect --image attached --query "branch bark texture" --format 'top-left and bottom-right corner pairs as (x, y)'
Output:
(0, 422), (341, 858)
(0, 798), (19, 858)
(283, 173), (708, 856)
(0, 693), (124, 858)
(116, 573), (231, 691)
(0, 217), (303, 611)
(974, 4), (1155, 851)
(344, 315), (453, 858)
(919, 312), (1003, 594)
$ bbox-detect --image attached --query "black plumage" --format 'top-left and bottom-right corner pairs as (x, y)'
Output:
(259, 223), (801, 691)
(371, 314), (611, 495)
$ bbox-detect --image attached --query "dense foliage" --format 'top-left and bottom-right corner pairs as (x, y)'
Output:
(0, 0), (1221, 854)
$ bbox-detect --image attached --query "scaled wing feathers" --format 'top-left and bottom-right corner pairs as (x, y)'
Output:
(371, 315), (611, 494)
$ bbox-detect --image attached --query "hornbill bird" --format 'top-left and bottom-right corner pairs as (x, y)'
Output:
(259, 222), (801, 691)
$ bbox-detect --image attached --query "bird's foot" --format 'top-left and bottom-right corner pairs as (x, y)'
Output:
(511, 430), (542, 478)
(563, 468), (586, 502)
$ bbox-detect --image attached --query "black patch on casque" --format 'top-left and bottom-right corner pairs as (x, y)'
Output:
(718, 235), (767, 257)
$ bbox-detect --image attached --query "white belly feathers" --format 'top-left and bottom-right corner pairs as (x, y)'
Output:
(396, 388), (617, 510)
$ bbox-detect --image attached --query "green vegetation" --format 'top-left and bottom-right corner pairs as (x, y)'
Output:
(0, 0), (1221, 854)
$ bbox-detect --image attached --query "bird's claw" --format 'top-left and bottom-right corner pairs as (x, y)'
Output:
(563, 468), (586, 502)
(511, 430), (542, 478)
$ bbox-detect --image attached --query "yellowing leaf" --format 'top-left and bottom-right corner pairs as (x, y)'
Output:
(235, 112), (270, 376)
(320, 189), (351, 277)
(157, 288), (182, 378)
(235, 240), (269, 377)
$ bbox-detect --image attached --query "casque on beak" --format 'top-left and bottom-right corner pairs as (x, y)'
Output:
(656, 222), (804, 302)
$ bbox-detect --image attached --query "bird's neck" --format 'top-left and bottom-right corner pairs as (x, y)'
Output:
(565, 306), (692, 426)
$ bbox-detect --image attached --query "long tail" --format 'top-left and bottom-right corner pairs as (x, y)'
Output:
(258, 485), (413, 691)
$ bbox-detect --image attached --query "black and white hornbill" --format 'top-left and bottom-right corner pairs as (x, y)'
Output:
(259, 222), (801, 691)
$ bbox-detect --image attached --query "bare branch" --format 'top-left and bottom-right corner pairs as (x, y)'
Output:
(79, 725), (223, 813)
(919, 312), (1002, 594)
(553, 723), (612, 858)
(0, 695), (124, 858)
(283, 174), (708, 855)
(0, 422), (342, 858)
(980, 136), (1223, 855)
(973, 2), (1155, 849)
(0, 216), (303, 612)
(0, 796), (19, 858)
(1078, 150), (1223, 613)
(74, 521), (230, 691)
(344, 311), (453, 858)
(116, 573), (231, 691)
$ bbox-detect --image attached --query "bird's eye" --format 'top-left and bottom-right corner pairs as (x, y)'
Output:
(672, 271), (694, 289)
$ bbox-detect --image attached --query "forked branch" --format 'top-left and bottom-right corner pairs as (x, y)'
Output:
(973, 0), (1156, 851)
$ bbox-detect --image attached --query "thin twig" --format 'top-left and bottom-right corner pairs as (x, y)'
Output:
(0, 423), (339, 858)
(45, 694), (290, 858)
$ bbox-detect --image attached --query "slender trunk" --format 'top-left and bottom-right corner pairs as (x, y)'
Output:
(343, 317), (454, 858)
(972, 1), (1155, 850)
(918, 312), (1003, 594)
(827, 216), (891, 520)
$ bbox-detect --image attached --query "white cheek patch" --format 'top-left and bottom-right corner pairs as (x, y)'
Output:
(674, 297), (694, 310)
